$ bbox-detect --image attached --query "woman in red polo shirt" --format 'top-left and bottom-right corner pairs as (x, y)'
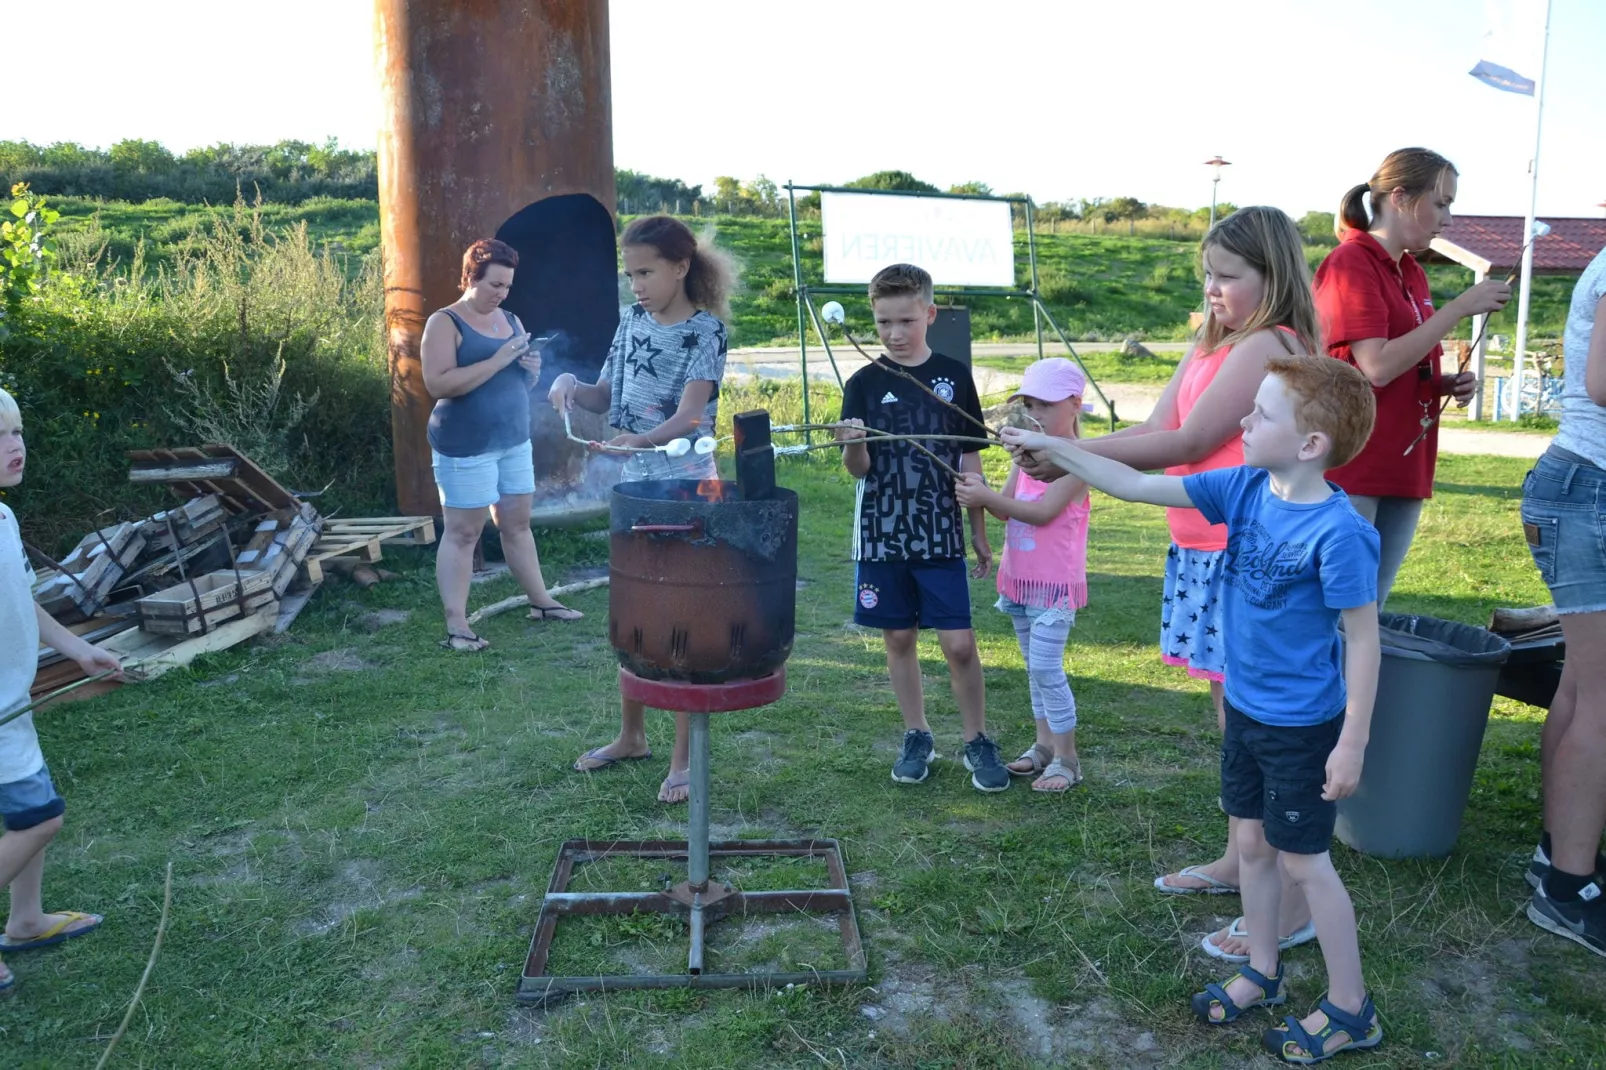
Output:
(1315, 147), (1511, 604)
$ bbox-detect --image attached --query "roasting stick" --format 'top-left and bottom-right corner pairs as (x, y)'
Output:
(771, 438), (965, 480)
(561, 410), (713, 458)
(1404, 220), (1553, 456)
(0, 667), (146, 730)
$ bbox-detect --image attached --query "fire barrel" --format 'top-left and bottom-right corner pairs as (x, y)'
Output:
(608, 480), (798, 684)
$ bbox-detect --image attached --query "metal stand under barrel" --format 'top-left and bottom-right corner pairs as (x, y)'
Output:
(517, 667), (868, 1003)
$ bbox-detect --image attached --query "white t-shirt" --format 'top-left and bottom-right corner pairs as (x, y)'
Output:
(1553, 248), (1606, 469)
(0, 504), (46, 784)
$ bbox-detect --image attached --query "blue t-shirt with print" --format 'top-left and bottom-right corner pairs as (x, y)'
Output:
(1182, 466), (1380, 727)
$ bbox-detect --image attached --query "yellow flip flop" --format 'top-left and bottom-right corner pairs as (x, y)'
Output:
(0, 910), (103, 952)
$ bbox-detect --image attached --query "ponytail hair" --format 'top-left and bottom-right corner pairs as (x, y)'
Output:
(1198, 205), (1320, 356)
(1337, 147), (1458, 237)
(620, 214), (738, 321)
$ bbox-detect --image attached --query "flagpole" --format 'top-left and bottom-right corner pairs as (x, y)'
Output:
(1509, 0), (1552, 421)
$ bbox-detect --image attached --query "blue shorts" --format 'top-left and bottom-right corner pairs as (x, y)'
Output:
(431, 442), (536, 510)
(0, 763), (66, 831)
(1220, 700), (1342, 855)
(1522, 446), (1606, 615)
(854, 558), (972, 631)
(1161, 543), (1227, 683)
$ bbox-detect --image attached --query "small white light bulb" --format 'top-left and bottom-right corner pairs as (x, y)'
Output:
(821, 301), (845, 325)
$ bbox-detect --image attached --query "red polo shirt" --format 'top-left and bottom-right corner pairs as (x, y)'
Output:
(1313, 230), (1441, 499)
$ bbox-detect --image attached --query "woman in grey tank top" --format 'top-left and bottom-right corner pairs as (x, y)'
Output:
(1518, 246), (1606, 955)
(421, 239), (582, 652)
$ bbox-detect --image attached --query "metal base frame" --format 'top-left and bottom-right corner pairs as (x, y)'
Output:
(517, 669), (867, 1004)
(517, 836), (868, 1003)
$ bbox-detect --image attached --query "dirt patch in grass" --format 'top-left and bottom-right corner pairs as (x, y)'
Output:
(305, 648), (375, 673)
(359, 609), (411, 631)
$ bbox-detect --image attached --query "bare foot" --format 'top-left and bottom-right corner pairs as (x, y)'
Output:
(658, 769), (690, 804)
(1157, 855), (1239, 892)
(1209, 912), (1313, 957)
(572, 742), (652, 772)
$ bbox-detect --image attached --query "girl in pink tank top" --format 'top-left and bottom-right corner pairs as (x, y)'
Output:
(957, 359), (1090, 792)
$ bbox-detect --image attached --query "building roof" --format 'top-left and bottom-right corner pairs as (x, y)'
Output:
(1426, 215), (1606, 276)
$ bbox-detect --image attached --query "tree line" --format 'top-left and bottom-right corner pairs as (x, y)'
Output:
(0, 140), (1335, 242)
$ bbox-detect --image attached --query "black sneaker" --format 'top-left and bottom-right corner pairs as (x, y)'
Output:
(962, 733), (1010, 794)
(1528, 879), (1606, 958)
(892, 729), (936, 784)
(1526, 842), (1606, 890)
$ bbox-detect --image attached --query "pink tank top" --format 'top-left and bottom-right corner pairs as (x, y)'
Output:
(996, 471), (1090, 610)
(1164, 328), (1295, 551)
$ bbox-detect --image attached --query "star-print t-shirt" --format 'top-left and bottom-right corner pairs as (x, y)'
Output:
(839, 352), (986, 561)
(601, 305), (728, 440)
(1181, 466), (1380, 727)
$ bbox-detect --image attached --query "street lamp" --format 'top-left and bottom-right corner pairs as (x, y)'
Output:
(1204, 156), (1231, 230)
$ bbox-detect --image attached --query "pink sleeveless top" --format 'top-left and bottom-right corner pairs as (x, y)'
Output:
(996, 471), (1090, 610)
(1164, 328), (1296, 551)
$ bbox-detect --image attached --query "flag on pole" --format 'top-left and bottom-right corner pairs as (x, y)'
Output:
(1468, 59), (1535, 95)
(1470, 0), (1540, 95)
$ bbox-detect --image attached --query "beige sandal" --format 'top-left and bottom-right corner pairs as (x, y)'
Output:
(1031, 758), (1083, 793)
(1008, 743), (1052, 777)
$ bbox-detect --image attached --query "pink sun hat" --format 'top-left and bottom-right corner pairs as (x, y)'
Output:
(1011, 358), (1086, 403)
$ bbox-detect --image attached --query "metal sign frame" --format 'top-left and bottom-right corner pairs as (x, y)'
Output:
(784, 183), (1117, 430)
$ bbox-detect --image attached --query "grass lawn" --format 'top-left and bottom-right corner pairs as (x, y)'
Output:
(5, 416), (1597, 1066)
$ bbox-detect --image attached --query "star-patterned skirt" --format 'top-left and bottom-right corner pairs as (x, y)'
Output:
(1159, 543), (1226, 683)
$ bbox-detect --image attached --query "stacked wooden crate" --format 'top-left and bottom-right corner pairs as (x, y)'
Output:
(32, 522), (147, 623)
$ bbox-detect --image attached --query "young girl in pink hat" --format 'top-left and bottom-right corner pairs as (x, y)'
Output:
(956, 358), (1090, 791)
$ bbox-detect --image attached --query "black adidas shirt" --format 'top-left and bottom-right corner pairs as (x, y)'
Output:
(840, 352), (987, 561)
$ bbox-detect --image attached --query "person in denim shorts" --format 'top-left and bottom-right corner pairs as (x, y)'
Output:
(1520, 245), (1606, 958)
(422, 239), (582, 653)
(0, 389), (115, 993)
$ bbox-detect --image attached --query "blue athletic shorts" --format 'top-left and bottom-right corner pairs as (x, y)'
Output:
(0, 762), (66, 831)
(853, 558), (973, 631)
(431, 441), (536, 510)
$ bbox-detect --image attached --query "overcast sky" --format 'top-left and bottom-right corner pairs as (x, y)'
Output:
(16, 0), (1604, 218)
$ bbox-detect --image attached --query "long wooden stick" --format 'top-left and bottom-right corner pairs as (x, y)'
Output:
(0, 669), (139, 730)
(838, 328), (1001, 440)
(466, 576), (611, 626)
(776, 438), (963, 480)
(95, 861), (174, 1070)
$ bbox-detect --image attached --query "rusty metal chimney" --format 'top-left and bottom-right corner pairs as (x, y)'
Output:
(375, 0), (618, 518)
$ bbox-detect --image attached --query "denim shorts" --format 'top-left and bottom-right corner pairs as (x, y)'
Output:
(431, 441), (536, 510)
(1521, 445), (1606, 615)
(854, 558), (973, 631)
(1220, 701), (1343, 855)
(0, 762), (66, 831)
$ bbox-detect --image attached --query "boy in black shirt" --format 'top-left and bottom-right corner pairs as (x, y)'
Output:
(835, 264), (1007, 792)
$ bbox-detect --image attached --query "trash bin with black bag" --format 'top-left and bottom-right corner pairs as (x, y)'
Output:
(1334, 613), (1511, 859)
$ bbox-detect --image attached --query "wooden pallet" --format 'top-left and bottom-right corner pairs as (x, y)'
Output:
(302, 516), (435, 584)
(127, 444), (301, 516)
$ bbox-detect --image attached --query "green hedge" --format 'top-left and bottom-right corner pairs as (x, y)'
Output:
(0, 202), (393, 551)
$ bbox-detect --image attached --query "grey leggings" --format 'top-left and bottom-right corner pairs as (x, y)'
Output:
(1009, 614), (1077, 734)
(1346, 494), (1424, 607)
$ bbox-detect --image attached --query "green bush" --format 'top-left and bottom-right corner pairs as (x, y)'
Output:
(0, 199), (392, 551)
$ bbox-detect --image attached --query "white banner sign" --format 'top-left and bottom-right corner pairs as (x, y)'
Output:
(820, 192), (1016, 288)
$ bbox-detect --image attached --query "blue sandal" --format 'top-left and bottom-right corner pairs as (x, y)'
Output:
(1262, 995), (1383, 1063)
(1191, 961), (1286, 1024)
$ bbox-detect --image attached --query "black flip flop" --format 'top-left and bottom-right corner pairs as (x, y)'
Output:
(440, 631), (489, 652)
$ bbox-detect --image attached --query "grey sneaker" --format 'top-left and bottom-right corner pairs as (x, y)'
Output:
(962, 733), (1010, 794)
(892, 729), (936, 784)
(1528, 879), (1606, 958)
